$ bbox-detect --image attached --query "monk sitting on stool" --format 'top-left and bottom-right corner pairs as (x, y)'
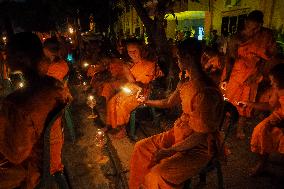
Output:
(238, 63), (284, 176)
(106, 39), (163, 139)
(0, 33), (69, 189)
(128, 39), (224, 189)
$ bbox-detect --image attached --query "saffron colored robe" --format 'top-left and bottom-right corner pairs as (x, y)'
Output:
(0, 77), (67, 189)
(101, 58), (129, 102)
(47, 60), (69, 82)
(129, 81), (224, 189)
(225, 28), (277, 117)
(106, 60), (162, 128)
(251, 94), (284, 154)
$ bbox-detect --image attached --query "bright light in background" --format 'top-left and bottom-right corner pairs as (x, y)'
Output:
(67, 54), (73, 62)
(88, 95), (94, 100)
(83, 62), (89, 68)
(69, 27), (74, 34)
(2, 36), (7, 44)
(18, 82), (24, 88)
(198, 27), (204, 40)
(165, 11), (205, 20)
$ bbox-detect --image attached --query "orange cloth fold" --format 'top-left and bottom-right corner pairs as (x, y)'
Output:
(225, 29), (277, 117)
(0, 78), (66, 189)
(106, 60), (162, 128)
(251, 95), (284, 154)
(129, 81), (224, 189)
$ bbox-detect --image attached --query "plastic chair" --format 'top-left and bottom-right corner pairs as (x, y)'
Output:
(183, 101), (239, 189)
(36, 103), (71, 189)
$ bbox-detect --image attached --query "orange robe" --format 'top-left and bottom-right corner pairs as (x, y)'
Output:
(106, 60), (162, 128)
(0, 77), (67, 189)
(251, 94), (284, 154)
(101, 59), (129, 101)
(225, 28), (277, 117)
(47, 60), (69, 82)
(129, 81), (224, 189)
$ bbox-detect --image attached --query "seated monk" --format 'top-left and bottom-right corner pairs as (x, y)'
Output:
(106, 39), (163, 138)
(221, 10), (277, 139)
(237, 63), (284, 176)
(128, 39), (224, 189)
(40, 37), (69, 83)
(0, 33), (69, 188)
(86, 57), (112, 97)
(101, 58), (133, 102)
(201, 47), (224, 85)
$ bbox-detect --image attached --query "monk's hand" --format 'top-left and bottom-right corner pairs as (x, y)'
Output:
(137, 95), (146, 104)
(237, 101), (247, 108)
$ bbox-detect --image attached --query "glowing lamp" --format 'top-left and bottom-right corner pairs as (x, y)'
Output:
(83, 81), (87, 86)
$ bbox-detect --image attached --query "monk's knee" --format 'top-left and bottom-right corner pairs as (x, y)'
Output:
(144, 167), (163, 187)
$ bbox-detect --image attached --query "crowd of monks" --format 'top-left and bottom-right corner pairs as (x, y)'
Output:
(0, 10), (283, 189)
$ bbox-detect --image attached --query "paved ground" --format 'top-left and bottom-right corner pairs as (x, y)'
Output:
(63, 85), (284, 189)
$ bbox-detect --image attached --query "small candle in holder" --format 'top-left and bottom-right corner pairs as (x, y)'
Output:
(94, 129), (109, 164)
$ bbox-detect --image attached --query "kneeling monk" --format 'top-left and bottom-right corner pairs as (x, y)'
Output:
(129, 39), (224, 189)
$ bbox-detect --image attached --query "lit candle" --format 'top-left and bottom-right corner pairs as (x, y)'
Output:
(121, 86), (132, 94)
(18, 82), (24, 88)
(83, 62), (89, 68)
(69, 27), (74, 34)
(88, 95), (94, 100)
(223, 94), (228, 101)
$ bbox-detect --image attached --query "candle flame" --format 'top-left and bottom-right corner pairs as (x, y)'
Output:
(88, 95), (94, 100)
(121, 86), (132, 94)
(83, 62), (89, 68)
(19, 82), (24, 88)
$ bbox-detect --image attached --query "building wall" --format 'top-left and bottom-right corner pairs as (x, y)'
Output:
(115, 0), (284, 39)
(211, 0), (284, 35)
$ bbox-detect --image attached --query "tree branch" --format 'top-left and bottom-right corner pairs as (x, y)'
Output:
(128, 0), (153, 28)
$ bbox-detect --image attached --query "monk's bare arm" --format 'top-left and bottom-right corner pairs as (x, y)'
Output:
(246, 91), (278, 111)
(145, 88), (180, 109)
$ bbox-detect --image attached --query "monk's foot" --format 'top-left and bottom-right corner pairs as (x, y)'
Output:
(113, 128), (127, 139)
(249, 162), (267, 177)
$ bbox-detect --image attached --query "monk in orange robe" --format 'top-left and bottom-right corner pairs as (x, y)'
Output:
(222, 10), (277, 139)
(0, 33), (68, 189)
(101, 58), (132, 102)
(238, 64), (284, 176)
(129, 40), (224, 189)
(106, 40), (162, 138)
(41, 37), (69, 83)
(201, 48), (224, 85)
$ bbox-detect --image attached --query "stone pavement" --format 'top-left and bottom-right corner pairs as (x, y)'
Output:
(63, 86), (284, 189)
